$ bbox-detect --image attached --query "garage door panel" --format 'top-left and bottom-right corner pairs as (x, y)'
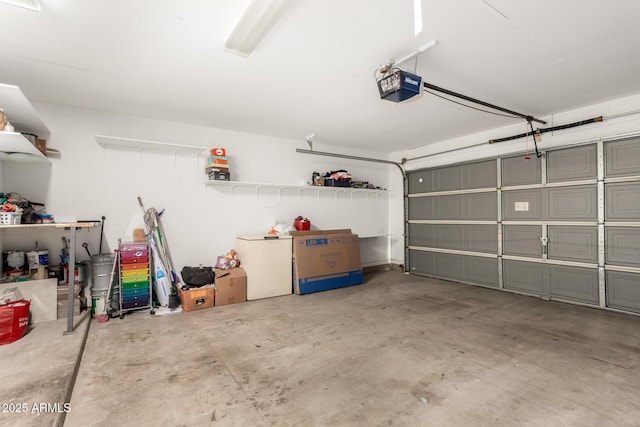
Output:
(606, 227), (640, 267)
(408, 170), (432, 194)
(433, 224), (464, 250)
(464, 160), (497, 189)
(547, 144), (597, 182)
(605, 137), (640, 177)
(549, 265), (599, 304)
(434, 195), (464, 220)
(465, 256), (499, 288)
(503, 226), (542, 257)
(606, 183), (640, 221)
(433, 165), (463, 192)
(548, 186), (597, 220)
(503, 189), (544, 220)
(408, 224), (434, 248)
(548, 226), (598, 263)
(465, 225), (498, 254)
(434, 253), (465, 281)
(502, 155), (542, 186)
(409, 250), (434, 276)
(408, 197), (433, 220)
(503, 260), (544, 294)
(464, 192), (497, 220)
(606, 271), (640, 313)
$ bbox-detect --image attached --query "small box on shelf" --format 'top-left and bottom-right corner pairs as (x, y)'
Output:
(0, 212), (21, 225)
(209, 170), (231, 181)
(324, 178), (351, 187)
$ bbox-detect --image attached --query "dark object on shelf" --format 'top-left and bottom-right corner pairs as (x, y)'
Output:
(208, 170), (231, 181)
(322, 170), (352, 187)
(324, 178), (351, 187)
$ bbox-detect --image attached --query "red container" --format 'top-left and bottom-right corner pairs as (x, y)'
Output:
(294, 218), (311, 231)
(120, 256), (149, 265)
(0, 300), (30, 345)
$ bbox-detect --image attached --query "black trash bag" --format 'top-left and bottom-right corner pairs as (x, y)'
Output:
(181, 266), (215, 288)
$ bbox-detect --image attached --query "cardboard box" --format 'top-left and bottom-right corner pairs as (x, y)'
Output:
(205, 164), (230, 173)
(214, 267), (247, 306)
(207, 156), (228, 165)
(290, 229), (363, 295)
(35, 138), (47, 156)
(179, 285), (215, 312)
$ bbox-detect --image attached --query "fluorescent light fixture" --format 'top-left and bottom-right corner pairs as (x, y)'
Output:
(224, 0), (294, 57)
(413, 0), (423, 36)
(0, 0), (41, 11)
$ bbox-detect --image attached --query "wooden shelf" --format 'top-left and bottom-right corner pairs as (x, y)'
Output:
(96, 135), (207, 154)
(0, 222), (100, 230)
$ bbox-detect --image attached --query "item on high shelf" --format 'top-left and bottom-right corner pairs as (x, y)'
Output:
(207, 156), (228, 167)
(205, 147), (230, 180)
(207, 168), (231, 181)
(323, 170), (352, 187)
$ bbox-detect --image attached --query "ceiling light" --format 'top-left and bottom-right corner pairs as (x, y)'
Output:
(224, 0), (294, 57)
(0, 0), (40, 11)
(413, 0), (423, 36)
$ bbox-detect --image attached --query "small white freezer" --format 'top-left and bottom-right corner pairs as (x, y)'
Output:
(235, 235), (292, 300)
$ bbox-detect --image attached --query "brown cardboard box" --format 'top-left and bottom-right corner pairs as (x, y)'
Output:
(35, 138), (47, 156)
(179, 285), (215, 312)
(214, 268), (247, 306)
(289, 229), (363, 294)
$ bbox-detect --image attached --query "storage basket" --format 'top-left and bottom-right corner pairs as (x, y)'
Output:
(0, 212), (21, 225)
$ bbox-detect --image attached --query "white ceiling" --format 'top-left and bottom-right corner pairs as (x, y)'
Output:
(1, 0), (640, 153)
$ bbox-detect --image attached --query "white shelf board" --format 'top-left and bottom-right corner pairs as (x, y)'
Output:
(205, 180), (387, 192)
(0, 83), (50, 138)
(0, 131), (49, 162)
(96, 135), (207, 153)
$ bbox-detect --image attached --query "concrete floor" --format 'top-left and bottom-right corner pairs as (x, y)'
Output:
(0, 311), (90, 427)
(2, 270), (640, 426)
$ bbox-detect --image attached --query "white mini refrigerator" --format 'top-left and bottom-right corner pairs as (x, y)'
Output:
(236, 235), (293, 300)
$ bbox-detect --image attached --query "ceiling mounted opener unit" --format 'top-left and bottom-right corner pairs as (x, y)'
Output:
(375, 41), (436, 103)
(377, 70), (422, 103)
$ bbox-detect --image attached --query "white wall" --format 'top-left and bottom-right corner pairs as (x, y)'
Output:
(388, 92), (640, 266)
(2, 104), (393, 272)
